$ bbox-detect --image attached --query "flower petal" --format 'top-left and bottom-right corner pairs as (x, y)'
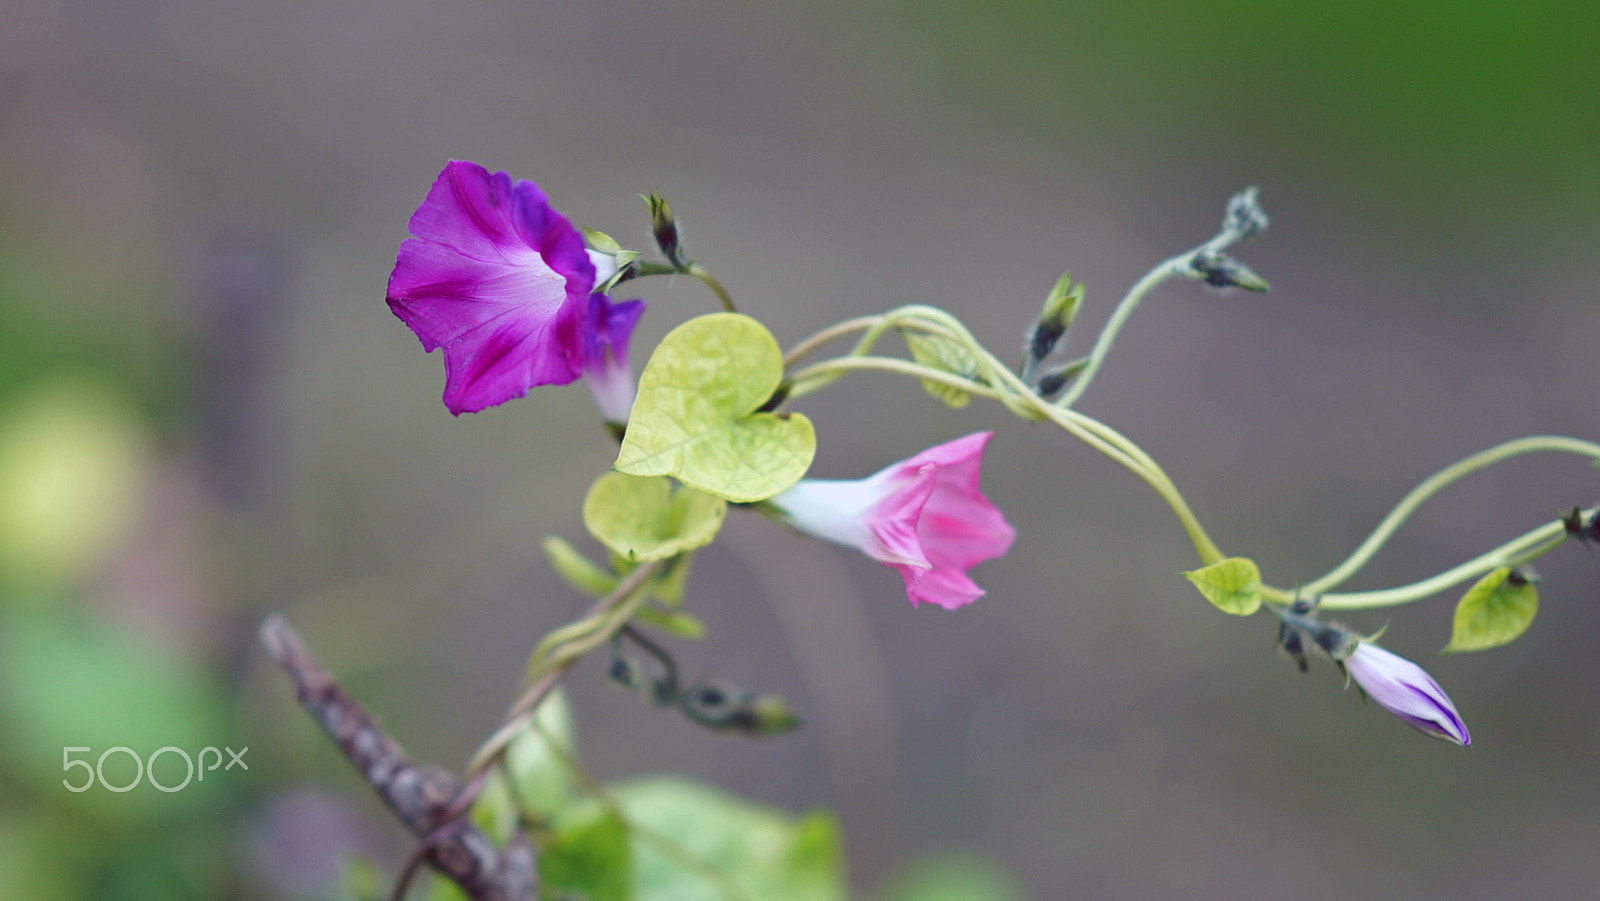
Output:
(386, 160), (596, 414)
(864, 464), (938, 569)
(772, 432), (1013, 609)
(583, 294), (648, 423)
(896, 560), (986, 610)
(1346, 643), (1471, 746)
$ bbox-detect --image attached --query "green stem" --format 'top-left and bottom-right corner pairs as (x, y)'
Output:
(1051, 202), (1263, 409)
(633, 261), (737, 312)
(786, 355), (1007, 403)
(466, 561), (661, 776)
(1312, 520), (1567, 610)
(686, 263), (736, 313)
(785, 311), (1228, 566)
(783, 307), (985, 398)
(783, 315), (883, 368)
(1054, 253), (1187, 408)
(1300, 435), (1600, 596)
(901, 306), (1228, 564)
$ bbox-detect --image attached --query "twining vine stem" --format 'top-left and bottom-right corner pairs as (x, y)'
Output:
(465, 559), (664, 778)
(779, 279), (1599, 613)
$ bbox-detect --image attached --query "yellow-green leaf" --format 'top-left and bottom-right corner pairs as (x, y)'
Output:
(583, 472), (727, 562)
(1182, 557), (1262, 615)
(615, 313), (816, 503)
(900, 327), (979, 408)
(542, 535), (618, 598)
(1444, 567), (1538, 653)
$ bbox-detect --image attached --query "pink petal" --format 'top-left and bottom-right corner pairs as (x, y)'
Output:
(865, 464), (938, 569)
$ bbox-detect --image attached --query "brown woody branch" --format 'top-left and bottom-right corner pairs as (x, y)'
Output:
(260, 614), (536, 901)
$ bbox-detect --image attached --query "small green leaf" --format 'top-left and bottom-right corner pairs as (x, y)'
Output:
(604, 776), (844, 900)
(583, 472), (727, 562)
(542, 535), (618, 598)
(1444, 567), (1538, 653)
(541, 808), (633, 901)
(1182, 557), (1262, 615)
(502, 688), (580, 822)
(615, 313), (816, 503)
(900, 328), (979, 408)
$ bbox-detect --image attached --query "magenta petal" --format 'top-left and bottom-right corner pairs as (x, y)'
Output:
(386, 160), (596, 414)
(582, 295), (646, 375)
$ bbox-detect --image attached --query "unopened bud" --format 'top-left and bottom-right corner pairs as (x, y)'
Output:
(1187, 249), (1270, 292)
(1270, 600), (1468, 745)
(643, 190), (685, 269)
(679, 678), (801, 736)
(1026, 273), (1084, 363)
(1035, 357), (1088, 400)
(1340, 642), (1471, 746)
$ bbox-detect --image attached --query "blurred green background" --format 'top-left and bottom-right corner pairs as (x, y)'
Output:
(2, 0), (1598, 897)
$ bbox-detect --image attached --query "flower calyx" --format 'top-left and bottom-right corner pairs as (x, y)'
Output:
(1186, 248), (1270, 293)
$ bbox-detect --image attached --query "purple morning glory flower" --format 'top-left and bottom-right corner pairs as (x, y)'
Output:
(387, 160), (638, 415)
(1343, 642), (1471, 746)
(770, 432), (1016, 610)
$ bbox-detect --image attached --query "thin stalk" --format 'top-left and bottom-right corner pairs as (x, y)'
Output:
(785, 355), (1008, 403)
(465, 561), (661, 777)
(783, 315), (882, 368)
(1314, 521), (1567, 610)
(686, 263), (736, 313)
(1301, 435), (1600, 595)
(1054, 254), (1187, 408)
(634, 261), (737, 312)
(784, 315), (1228, 566)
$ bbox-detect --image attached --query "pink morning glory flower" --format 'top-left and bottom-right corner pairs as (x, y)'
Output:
(771, 432), (1016, 610)
(1343, 642), (1471, 746)
(386, 160), (643, 416)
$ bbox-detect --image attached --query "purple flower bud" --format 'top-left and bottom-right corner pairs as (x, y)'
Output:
(1342, 642), (1471, 747)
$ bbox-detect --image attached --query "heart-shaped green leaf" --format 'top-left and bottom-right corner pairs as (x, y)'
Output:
(1182, 556), (1262, 615)
(583, 472), (727, 562)
(900, 327), (979, 408)
(616, 313), (815, 502)
(1443, 566), (1538, 653)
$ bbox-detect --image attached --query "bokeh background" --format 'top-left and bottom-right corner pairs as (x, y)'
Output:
(3, 1), (1599, 898)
